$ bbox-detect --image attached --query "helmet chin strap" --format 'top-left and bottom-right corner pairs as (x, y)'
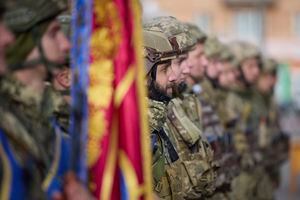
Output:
(9, 26), (67, 74)
(59, 89), (70, 96)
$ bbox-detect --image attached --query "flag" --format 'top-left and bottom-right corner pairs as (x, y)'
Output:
(71, 0), (152, 199)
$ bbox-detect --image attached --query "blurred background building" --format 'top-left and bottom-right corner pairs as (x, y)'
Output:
(142, 0), (300, 109)
(142, 0), (300, 199)
(142, 0), (300, 60)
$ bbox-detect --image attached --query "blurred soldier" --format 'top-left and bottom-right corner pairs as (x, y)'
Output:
(255, 58), (289, 188)
(143, 16), (193, 199)
(42, 13), (71, 133)
(225, 41), (274, 200)
(2, 0), (92, 199)
(0, 0), (68, 198)
(185, 25), (235, 199)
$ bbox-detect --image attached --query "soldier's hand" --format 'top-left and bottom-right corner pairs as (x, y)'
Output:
(63, 172), (94, 200)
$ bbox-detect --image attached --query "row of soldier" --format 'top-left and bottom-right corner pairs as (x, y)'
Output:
(144, 16), (289, 200)
(0, 0), (289, 199)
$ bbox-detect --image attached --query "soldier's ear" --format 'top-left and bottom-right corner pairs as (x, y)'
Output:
(56, 68), (71, 88)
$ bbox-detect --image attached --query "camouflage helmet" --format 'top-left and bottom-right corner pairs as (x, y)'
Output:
(219, 44), (233, 61)
(219, 44), (240, 70)
(184, 22), (207, 43)
(204, 36), (223, 60)
(4, 0), (67, 71)
(261, 58), (277, 74)
(143, 16), (196, 75)
(229, 41), (261, 67)
(4, 0), (67, 33)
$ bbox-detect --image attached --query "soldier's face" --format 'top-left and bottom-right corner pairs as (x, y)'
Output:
(171, 53), (189, 84)
(241, 58), (260, 84)
(0, 21), (15, 75)
(206, 58), (221, 79)
(257, 73), (276, 94)
(42, 20), (71, 64)
(28, 19), (71, 79)
(155, 62), (176, 97)
(187, 43), (206, 81)
(218, 62), (236, 88)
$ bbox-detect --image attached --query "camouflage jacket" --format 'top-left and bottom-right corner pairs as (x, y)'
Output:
(0, 76), (54, 199)
(148, 99), (184, 199)
(165, 94), (217, 198)
(41, 84), (70, 133)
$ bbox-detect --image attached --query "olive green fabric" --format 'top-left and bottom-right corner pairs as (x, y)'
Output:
(4, 0), (67, 33)
(148, 98), (186, 199)
(204, 37), (223, 60)
(0, 76), (56, 199)
(143, 16), (196, 51)
(184, 22), (207, 42)
(229, 41), (260, 68)
(165, 94), (217, 198)
(148, 99), (167, 133)
(41, 84), (70, 132)
(5, 21), (50, 69)
(143, 16), (196, 74)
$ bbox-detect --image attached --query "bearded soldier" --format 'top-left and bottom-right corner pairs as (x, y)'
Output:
(143, 16), (196, 199)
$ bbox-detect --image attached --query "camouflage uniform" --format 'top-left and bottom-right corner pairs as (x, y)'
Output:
(41, 84), (70, 132)
(254, 58), (289, 188)
(202, 37), (239, 200)
(0, 76), (52, 199)
(165, 92), (218, 199)
(144, 16), (196, 199)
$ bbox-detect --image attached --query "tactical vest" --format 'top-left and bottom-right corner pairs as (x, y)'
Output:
(165, 95), (217, 198)
(152, 129), (185, 199)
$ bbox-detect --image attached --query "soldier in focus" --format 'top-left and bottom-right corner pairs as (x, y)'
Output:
(143, 16), (195, 199)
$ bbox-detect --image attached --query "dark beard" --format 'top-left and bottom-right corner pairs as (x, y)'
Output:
(148, 80), (172, 103)
(172, 82), (188, 98)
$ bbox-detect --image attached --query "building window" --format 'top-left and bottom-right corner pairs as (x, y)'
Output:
(234, 10), (263, 45)
(194, 14), (212, 34)
(294, 13), (300, 37)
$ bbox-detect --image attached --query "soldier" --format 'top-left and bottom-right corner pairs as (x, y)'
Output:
(42, 13), (71, 133)
(159, 21), (220, 199)
(143, 16), (194, 199)
(185, 24), (236, 200)
(1, 0), (92, 199)
(225, 41), (274, 200)
(255, 58), (289, 188)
